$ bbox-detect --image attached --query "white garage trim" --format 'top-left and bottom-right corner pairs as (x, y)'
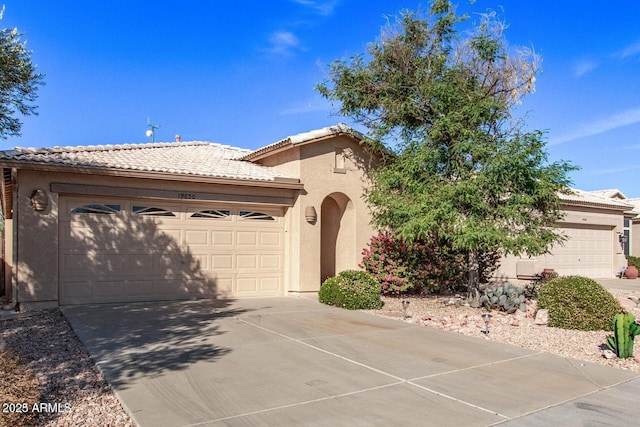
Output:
(59, 196), (285, 304)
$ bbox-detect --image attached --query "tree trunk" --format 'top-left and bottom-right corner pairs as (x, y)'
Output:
(467, 249), (480, 307)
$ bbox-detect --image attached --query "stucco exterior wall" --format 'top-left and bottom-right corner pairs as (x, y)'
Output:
(256, 135), (379, 294)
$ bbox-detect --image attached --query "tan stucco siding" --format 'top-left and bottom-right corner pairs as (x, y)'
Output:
(295, 136), (377, 291)
(15, 169), (60, 305)
(255, 146), (301, 178)
(253, 135), (380, 293)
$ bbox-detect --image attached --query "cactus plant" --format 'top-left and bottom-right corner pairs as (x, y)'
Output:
(607, 312), (640, 358)
(479, 282), (526, 313)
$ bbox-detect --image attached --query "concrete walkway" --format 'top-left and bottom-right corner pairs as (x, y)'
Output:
(596, 277), (639, 292)
(63, 298), (640, 427)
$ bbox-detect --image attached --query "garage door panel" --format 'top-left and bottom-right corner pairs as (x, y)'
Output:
(237, 231), (257, 245)
(212, 231), (233, 246)
(237, 254), (257, 269)
(260, 231), (281, 246)
(212, 255), (233, 269)
(216, 277), (233, 295)
(59, 198), (285, 304)
(260, 277), (281, 292)
(159, 229), (183, 243)
(260, 254), (281, 269)
(93, 281), (125, 297)
(126, 280), (154, 296)
(125, 254), (154, 273)
(236, 277), (257, 293)
(61, 281), (92, 301)
(190, 254), (210, 270)
(185, 229), (209, 245)
(545, 224), (613, 278)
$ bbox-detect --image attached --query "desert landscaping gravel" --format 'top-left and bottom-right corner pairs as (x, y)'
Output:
(366, 288), (640, 373)
(1, 288), (639, 426)
(1, 310), (134, 427)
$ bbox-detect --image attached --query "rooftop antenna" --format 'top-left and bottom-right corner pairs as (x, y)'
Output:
(146, 117), (160, 142)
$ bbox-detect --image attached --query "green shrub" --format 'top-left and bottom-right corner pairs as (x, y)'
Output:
(627, 255), (640, 270)
(537, 276), (622, 331)
(318, 270), (382, 310)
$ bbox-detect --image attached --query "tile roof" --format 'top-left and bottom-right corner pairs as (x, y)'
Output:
(625, 198), (640, 216)
(242, 123), (363, 161)
(559, 188), (633, 210)
(587, 189), (627, 199)
(0, 141), (295, 182)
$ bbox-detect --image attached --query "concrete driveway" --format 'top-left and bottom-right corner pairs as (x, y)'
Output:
(62, 297), (640, 427)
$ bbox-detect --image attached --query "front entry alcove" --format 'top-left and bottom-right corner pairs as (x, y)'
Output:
(320, 192), (356, 283)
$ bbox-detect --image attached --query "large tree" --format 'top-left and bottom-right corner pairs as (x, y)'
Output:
(0, 7), (44, 138)
(317, 0), (576, 303)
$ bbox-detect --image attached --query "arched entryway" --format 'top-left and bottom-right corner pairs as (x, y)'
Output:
(320, 192), (356, 283)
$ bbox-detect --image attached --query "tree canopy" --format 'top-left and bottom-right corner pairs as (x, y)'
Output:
(0, 7), (44, 139)
(317, 0), (577, 299)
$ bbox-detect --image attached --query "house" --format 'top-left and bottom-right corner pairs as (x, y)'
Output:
(497, 188), (633, 280)
(0, 123), (634, 310)
(0, 124), (380, 310)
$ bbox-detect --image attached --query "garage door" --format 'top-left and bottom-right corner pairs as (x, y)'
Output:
(59, 197), (285, 304)
(543, 224), (613, 278)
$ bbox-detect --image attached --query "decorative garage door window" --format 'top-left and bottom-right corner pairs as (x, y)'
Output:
(239, 210), (275, 221)
(71, 204), (121, 214)
(190, 209), (231, 219)
(132, 206), (176, 217)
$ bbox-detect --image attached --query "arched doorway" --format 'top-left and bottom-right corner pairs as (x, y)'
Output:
(320, 193), (355, 283)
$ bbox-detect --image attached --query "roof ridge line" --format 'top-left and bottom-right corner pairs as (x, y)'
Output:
(12, 140), (252, 154)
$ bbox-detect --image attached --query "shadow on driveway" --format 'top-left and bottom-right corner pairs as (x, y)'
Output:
(62, 297), (640, 427)
(62, 299), (245, 389)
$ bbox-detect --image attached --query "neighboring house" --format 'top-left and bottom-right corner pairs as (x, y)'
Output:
(622, 197), (640, 258)
(497, 188), (633, 280)
(0, 124), (380, 310)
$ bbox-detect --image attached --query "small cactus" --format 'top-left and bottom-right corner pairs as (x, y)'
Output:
(607, 312), (640, 358)
(479, 282), (526, 313)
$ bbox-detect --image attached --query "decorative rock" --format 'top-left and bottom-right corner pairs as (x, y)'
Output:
(526, 300), (538, 319)
(618, 297), (637, 311)
(534, 309), (549, 325)
(602, 349), (617, 359)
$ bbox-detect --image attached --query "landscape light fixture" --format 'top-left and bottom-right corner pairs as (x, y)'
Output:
(481, 313), (492, 335)
(402, 300), (410, 320)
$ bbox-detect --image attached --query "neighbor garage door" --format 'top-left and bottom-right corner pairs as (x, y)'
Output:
(59, 197), (284, 304)
(543, 224), (613, 278)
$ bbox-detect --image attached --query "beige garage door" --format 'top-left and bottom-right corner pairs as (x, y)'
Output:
(59, 197), (284, 304)
(544, 224), (613, 278)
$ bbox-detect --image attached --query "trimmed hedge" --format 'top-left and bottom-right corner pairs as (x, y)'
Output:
(537, 276), (622, 331)
(318, 270), (382, 310)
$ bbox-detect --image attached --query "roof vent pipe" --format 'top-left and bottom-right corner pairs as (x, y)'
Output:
(175, 134), (181, 143)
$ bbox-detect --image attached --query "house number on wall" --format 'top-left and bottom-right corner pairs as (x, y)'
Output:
(177, 192), (197, 199)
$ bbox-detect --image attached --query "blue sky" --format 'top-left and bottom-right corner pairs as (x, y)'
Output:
(2, 1), (639, 197)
